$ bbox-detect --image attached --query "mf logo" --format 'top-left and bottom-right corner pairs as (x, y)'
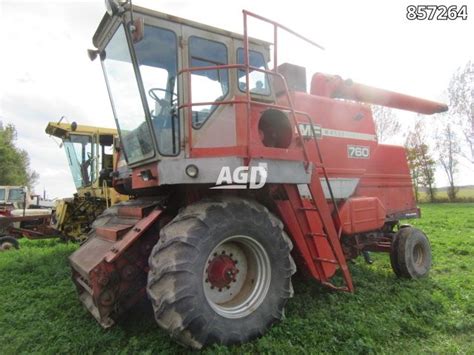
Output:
(211, 163), (268, 189)
(297, 123), (322, 138)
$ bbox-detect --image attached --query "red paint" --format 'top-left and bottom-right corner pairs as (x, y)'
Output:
(105, 209), (162, 262)
(207, 255), (238, 288)
(311, 73), (448, 114)
(338, 197), (386, 235)
(131, 163), (159, 190)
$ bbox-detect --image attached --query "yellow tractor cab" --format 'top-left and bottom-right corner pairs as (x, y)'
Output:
(45, 121), (129, 241)
(45, 122), (121, 200)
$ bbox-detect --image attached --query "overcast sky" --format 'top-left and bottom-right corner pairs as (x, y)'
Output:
(0, 0), (472, 199)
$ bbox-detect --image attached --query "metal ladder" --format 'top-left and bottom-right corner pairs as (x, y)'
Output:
(282, 102), (354, 292)
(240, 10), (353, 292)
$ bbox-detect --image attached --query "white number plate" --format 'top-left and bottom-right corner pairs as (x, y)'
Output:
(348, 145), (370, 159)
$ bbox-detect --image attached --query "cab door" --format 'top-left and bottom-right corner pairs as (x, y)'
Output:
(181, 26), (236, 153)
(131, 14), (184, 158)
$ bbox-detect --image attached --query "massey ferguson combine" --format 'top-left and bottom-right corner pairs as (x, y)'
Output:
(70, 1), (448, 348)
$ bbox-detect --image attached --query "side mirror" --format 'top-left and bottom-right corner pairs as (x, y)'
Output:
(87, 49), (99, 61)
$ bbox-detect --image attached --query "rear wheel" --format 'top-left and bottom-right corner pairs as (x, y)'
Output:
(147, 198), (296, 349)
(390, 227), (431, 278)
(0, 236), (20, 251)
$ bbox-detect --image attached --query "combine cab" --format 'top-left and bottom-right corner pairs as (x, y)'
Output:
(70, 1), (448, 348)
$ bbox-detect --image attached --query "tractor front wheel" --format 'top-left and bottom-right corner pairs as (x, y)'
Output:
(390, 226), (431, 278)
(0, 236), (20, 251)
(147, 198), (295, 349)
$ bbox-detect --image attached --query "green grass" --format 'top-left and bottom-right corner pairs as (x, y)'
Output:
(1, 204), (473, 354)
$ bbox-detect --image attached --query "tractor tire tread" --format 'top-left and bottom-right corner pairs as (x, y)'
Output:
(392, 226), (431, 279)
(147, 197), (295, 349)
(0, 236), (20, 250)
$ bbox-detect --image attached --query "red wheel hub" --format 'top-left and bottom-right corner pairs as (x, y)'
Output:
(207, 254), (239, 289)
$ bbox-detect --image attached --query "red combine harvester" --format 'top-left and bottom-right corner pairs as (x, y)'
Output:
(70, 2), (448, 348)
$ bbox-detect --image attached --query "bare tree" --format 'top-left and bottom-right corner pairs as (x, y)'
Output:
(405, 120), (436, 202)
(436, 123), (461, 201)
(371, 105), (401, 143)
(447, 60), (474, 162)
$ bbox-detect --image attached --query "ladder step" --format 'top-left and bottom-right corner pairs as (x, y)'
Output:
(96, 224), (133, 241)
(314, 257), (339, 264)
(305, 232), (327, 238)
(282, 182), (355, 292)
(321, 281), (351, 292)
(299, 207), (318, 211)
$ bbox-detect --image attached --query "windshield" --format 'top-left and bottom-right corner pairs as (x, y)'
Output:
(64, 135), (93, 189)
(134, 25), (179, 156)
(102, 24), (155, 163)
(8, 188), (25, 201)
(0, 188), (5, 201)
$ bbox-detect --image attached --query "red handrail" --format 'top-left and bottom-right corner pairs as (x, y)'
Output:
(177, 10), (324, 164)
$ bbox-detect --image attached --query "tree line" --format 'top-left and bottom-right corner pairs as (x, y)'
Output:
(373, 60), (473, 202)
(0, 122), (39, 190)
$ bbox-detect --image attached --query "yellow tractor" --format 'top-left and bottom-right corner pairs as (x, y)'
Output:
(45, 121), (129, 241)
(0, 121), (129, 249)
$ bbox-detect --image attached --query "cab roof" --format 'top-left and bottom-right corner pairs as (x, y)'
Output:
(93, 5), (271, 49)
(45, 122), (117, 140)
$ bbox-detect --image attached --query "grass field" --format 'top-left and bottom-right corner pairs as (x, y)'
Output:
(418, 186), (474, 202)
(0, 203), (473, 354)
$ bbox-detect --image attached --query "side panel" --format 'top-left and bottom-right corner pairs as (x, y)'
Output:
(291, 92), (377, 180)
(355, 144), (416, 216)
(338, 197), (386, 234)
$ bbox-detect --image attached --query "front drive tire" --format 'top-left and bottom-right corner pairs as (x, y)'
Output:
(0, 236), (20, 251)
(147, 198), (296, 349)
(390, 226), (431, 279)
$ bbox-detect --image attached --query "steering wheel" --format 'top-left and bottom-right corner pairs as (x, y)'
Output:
(148, 88), (177, 120)
(148, 88), (177, 105)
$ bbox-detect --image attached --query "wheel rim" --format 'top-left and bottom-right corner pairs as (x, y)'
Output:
(413, 243), (425, 266)
(203, 235), (271, 319)
(0, 242), (14, 251)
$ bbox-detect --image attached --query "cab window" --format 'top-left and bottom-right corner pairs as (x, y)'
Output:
(237, 48), (270, 96)
(189, 37), (229, 128)
(8, 188), (25, 202)
(63, 135), (93, 188)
